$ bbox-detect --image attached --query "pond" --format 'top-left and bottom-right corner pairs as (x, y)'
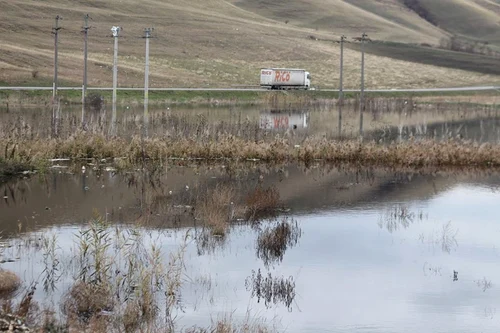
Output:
(1, 164), (500, 332)
(1, 98), (500, 143)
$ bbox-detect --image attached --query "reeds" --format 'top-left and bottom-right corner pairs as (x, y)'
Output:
(0, 194), (298, 332)
(195, 185), (237, 236)
(2, 96), (500, 173)
(4, 133), (500, 172)
(29, 215), (189, 332)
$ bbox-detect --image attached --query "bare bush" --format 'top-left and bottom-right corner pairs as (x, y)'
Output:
(245, 186), (281, 221)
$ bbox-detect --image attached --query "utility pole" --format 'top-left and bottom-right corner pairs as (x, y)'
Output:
(82, 14), (91, 124)
(339, 35), (346, 102)
(111, 26), (121, 134)
(143, 28), (153, 137)
(359, 33), (368, 139)
(338, 35), (346, 138)
(52, 15), (62, 100)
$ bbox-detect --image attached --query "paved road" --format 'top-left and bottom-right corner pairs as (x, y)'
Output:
(0, 86), (499, 93)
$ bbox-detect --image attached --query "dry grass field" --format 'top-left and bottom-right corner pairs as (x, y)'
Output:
(1, 0), (500, 89)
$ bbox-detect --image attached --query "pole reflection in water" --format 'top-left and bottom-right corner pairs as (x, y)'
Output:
(338, 101), (343, 139)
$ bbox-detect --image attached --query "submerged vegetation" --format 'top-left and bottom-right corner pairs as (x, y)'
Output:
(0, 213), (286, 332)
(0, 179), (291, 332)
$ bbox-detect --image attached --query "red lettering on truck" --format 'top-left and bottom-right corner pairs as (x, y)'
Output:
(275, 71), (291, 82)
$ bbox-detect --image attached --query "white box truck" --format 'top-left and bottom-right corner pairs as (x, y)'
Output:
(260, 68), (311, 90)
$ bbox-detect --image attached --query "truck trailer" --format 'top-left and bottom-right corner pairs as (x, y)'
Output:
(260, 68), (311, 90)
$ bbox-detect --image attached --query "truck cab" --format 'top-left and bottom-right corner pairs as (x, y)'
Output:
(305, 72), (311, 89)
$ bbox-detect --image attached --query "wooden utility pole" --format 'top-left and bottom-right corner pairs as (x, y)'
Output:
(111, 26), (121, 133)
(339, 35), (346, 102)
(338, 35), (347, 138)
(82, 14), (90, 98)
(359, 33), (368, 139)
(52, 15), (62, 99)
(143, 28), (153, 137)
(82, 14), (91, 123)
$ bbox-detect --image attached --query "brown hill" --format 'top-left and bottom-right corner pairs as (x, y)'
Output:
(0, 0), (499, 89)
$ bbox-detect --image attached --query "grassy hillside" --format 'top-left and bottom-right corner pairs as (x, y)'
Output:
(417, 0), (500, 43)
(348, 41), (500, 75)
(232, 0), (447, 43)
(0, 0), (499, 90)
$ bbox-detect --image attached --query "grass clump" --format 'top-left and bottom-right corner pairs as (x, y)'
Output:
(245, 186), (281, 221)
(0, 270), (21, 298)
(62, 281), (113, 324)
(196, 185), (236, 236)
(185, 311), (274, 333)
(0, 157), (29, 183)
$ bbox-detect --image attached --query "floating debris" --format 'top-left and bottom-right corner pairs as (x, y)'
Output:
(48, 158), (70, 162)
(0, 313), (30, 332)
(50, 165), (68, 169)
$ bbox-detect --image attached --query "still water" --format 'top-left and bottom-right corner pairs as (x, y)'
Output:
(2, 99), (500, 143)
(1, 165), (500, 332)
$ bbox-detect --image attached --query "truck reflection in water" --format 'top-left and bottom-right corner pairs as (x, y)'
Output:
(259, 110), (309, 130)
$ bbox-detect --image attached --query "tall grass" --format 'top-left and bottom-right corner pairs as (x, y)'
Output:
(39, 215), (190, 332)
(4, 134), (500, 170)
